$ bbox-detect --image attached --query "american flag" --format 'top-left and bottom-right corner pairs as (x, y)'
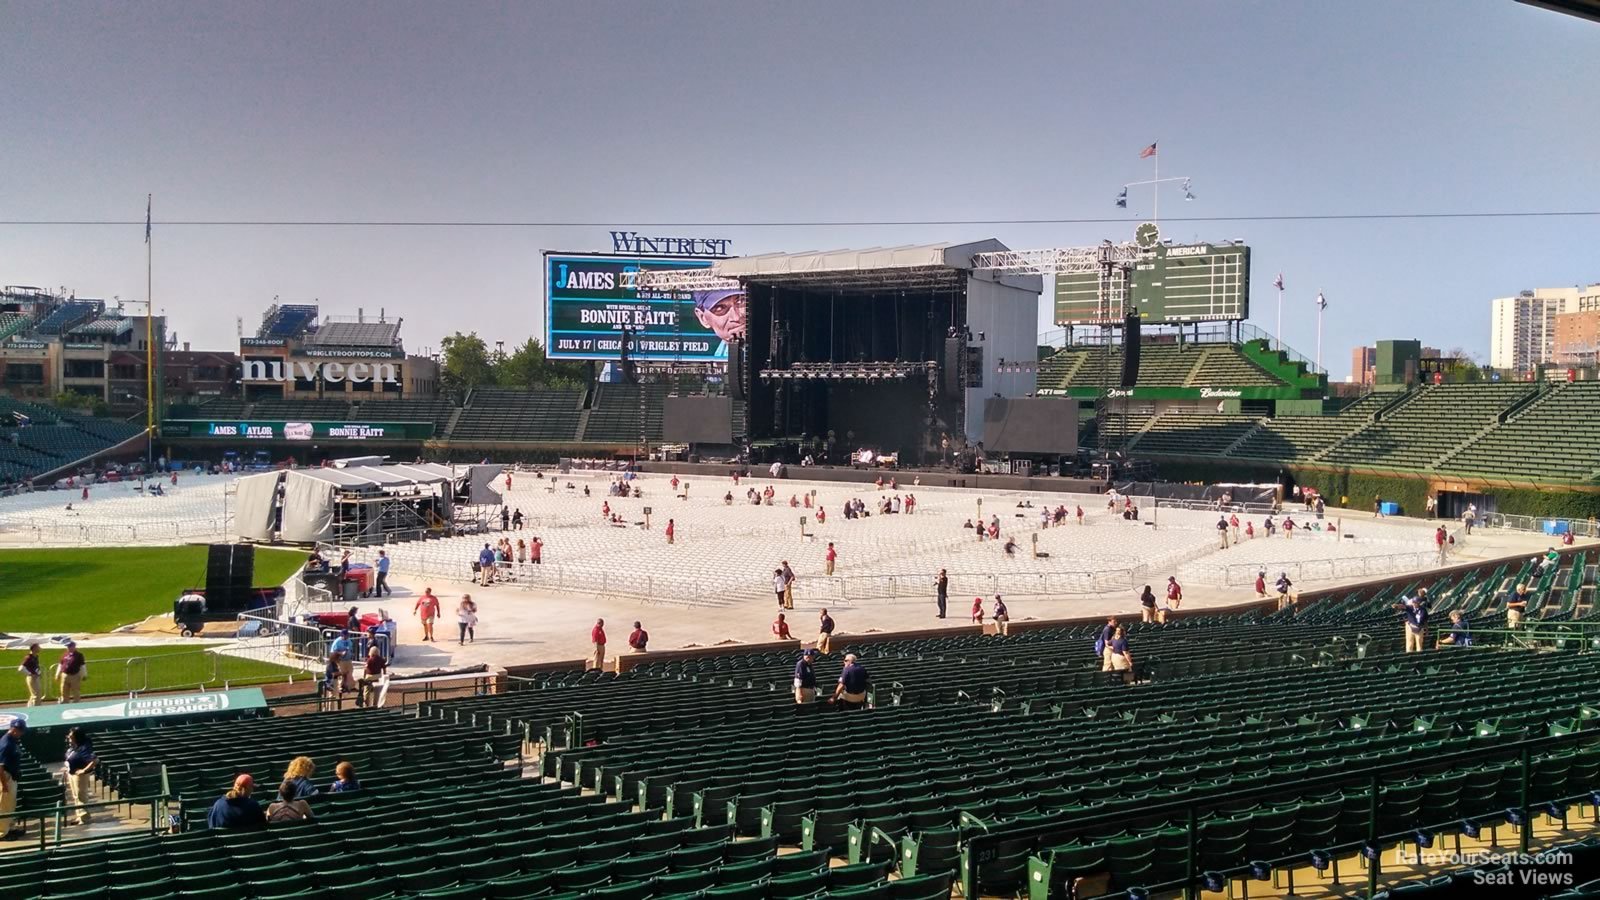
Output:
(1273, 273), (1284, 292)
(1139, 142), (1157, 159)
(1316, 292), (1327, 310)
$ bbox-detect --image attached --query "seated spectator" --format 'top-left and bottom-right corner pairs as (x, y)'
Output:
(1437, 611), (1472, 648)
(282, 757), (319, 801)
(266, 781), (314, 824)
(207, 775), (266, 829)
(327, 761), (361, 793)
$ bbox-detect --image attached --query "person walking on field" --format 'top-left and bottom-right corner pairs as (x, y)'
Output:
(1139, 585), (1158, 623)
(56, 641), (87, 704)
(666, 518), (675, 544)
(1216, 515), (1230, 549)
(477, 543), (495, 586)
(1229, 514), (1241, 543)
(18, 643), (43, 706)
(971, 596), (985, 625)
(773, 569), (788, 608)
(590, 619), (607, 671)
(628, 621), (649, 653)
(993, 595), (1010, 636)
(935, 568), (949, 619)
(825, 542), (837, 576)
(1254, 570), (1267, 599)
(456, 595), (478, 645)
(414, 588), (441, 642)
(817, 609), (835, 654)
(773, 613), (794, 640)
(373, 550), (392, 597)
(782, 560), (796, 609)
(1165, 577), (1183, 615)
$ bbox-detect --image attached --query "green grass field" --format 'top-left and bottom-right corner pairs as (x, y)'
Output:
(0, 545), (306, 633)
(0, 644), (301, 705)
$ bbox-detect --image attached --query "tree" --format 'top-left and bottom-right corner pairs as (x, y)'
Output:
(496, 337), (586, 390)
(439, 332), (496, 398)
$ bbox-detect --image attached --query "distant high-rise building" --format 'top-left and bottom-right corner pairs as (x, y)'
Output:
(1489, 287), (1593, 372)
(1554, 309), (1600, 367)
(1351, 346), (1377, 385)
(1351, 344), (1443, 385)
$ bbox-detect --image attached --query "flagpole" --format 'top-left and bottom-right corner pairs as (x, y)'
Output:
(1152, 149), (1158, 226)
(1276, 284), (1284, 353)
(1315, 294), (1324, 373)
(145, 193), (154, 470)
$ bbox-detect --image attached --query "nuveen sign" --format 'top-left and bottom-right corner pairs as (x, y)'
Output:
(241, 360), (399, 384)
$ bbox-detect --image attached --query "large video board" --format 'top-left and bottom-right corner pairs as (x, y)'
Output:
(544, 253), (740, 362)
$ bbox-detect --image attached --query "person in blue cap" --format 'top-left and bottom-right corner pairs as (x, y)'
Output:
(0, 718), (25, 839)
(793, 649), (819, 704)
(691, 289), (746, 359)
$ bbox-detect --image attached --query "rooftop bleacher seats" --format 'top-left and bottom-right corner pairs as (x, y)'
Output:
(0, 310), (37, 341)
(31, 301), (101, 335)
(1320, 383), (1535, 472)
(451, 388), (583, 442)
(257, 303), (319, 338)
(304, 320), (401, 347)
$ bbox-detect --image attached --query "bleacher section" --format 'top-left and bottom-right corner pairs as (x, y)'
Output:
(1185, 344), (1281, 386)
(583, 384), (669, 443)
(2, 554), (1598, 899)
(451, 388), (584, 442)
(1039, 342), (1289, 391)
(1320, 383), (1535, 472)
(355, 398), (457, 434)
(1228, 392), (1392, 462)
(1441, 381), (1600, 483)
(1130, 412), (1260, 456)
(250, 398), (356, 420)
(0, 397), (143, 482)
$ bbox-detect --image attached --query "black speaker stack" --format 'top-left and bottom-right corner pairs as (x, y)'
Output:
(1121, 314), (1141, 388)
(942, 336), (965, 397)
(204, 544), (257, 614)
(727, 340), (745, 401)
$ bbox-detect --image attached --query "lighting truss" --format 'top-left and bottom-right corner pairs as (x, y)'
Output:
(968, 242), (1141, 275)
(758, 361), (937, 382)
(625, 270), (743, 292)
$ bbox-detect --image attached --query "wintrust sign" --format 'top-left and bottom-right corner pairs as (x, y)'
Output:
(241, 360), (398, 384)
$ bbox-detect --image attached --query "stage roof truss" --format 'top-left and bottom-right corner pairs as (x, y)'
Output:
(968, 242), (1141, 275)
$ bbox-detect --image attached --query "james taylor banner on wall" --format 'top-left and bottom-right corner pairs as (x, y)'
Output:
(544, 252), (745, 362)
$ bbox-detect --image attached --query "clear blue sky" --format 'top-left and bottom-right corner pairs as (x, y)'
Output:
(1, 0), (1596, 379)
